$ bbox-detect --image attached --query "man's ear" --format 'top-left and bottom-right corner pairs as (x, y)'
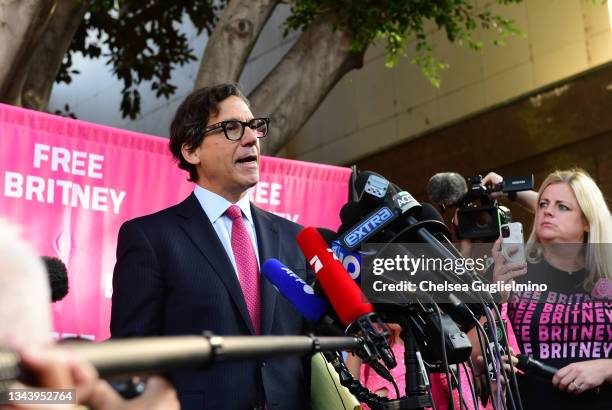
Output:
(181, 144), (200, 165)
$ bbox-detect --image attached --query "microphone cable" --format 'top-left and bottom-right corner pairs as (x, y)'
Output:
(490, 302), (523, 410)
(461, 360), (479, 409)
(472, 318), (499, 410)
(420, 292), (455, 410)
(483, 305), (508, 410)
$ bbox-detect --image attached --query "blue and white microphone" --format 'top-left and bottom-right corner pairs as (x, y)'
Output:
(261, 258), (330, 322)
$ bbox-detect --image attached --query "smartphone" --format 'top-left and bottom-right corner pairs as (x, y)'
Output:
(500, 222), (525, 264)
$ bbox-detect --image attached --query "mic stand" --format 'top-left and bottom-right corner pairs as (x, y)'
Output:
(324, 351), (390, 409)
(376, 317), (433, 410)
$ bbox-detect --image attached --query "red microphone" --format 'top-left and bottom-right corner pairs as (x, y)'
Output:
(296, 227), (372, 325)
(296, 227), (397, 371)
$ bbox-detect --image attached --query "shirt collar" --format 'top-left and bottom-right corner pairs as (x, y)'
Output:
(193, 185), (254, 224)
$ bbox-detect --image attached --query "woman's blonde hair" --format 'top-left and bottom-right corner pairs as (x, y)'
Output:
(525, 169), (612, 290)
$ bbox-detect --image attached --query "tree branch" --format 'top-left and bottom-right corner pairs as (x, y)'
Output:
(193, 0), (280, 88)
(0, 0), (56, 104)
(249, 12), (366, 156)
(21, 0), (91, 111)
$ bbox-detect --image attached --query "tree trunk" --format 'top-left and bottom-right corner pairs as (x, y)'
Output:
(249, 13), (366, 156)
(21, 0), (90, 111)
(0, 0), (56, 105)
(193, 0), (280, 89)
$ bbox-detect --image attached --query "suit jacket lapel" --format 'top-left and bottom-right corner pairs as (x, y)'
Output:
(251, 205), (280, 335)
(176, 194), (255, 335)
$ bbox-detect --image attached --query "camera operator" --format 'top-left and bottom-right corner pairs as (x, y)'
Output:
(0, 218), (179, 410)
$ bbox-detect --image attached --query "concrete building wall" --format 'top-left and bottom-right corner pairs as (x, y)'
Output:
(286, 0), (612, 166)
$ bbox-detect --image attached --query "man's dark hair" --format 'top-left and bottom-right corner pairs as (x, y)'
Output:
(169, 83), (250, 182)
(42, 256), (69, 302)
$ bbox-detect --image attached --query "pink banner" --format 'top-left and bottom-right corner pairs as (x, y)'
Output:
(0, 104), (352, 341)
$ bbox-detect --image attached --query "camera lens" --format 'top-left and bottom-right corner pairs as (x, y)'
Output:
(501, 225), (510, 238)
(476, 211), (493, 229)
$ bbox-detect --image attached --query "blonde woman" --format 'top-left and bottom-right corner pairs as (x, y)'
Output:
(485, 169), (612, 410)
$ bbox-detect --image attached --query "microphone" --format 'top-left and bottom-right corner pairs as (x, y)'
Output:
(261, 258), (344, 336)
(336, 200), (398, 251)
(331, 240), (362, 284)
(355, 171), (391, 206)
(297, 227), (374, 327)
(516, 354), (558, 378)
(261, 259), (329, 322)
(316, 226), (363, 284)
(42, 256), (69, 302)
(296, 227), (397, 373)
(0, 335), (362, 387)
(426, 172), (468, 208)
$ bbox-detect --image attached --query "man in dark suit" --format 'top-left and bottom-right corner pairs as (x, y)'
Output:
(111, 84), (311, 410)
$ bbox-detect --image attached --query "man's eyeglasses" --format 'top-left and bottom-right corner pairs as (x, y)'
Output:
(203, 117), (270, 141)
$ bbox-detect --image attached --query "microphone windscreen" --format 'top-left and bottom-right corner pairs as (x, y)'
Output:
(296, 227), (373, 325)
(427, 172), (467, 207)
(42, 256), (69, 302)
(338, 202), (368, 234)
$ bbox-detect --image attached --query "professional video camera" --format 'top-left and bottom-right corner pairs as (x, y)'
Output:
(427, 173), (533, 240)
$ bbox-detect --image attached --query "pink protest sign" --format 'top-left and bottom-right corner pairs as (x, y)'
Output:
(0, 103), (351, 341)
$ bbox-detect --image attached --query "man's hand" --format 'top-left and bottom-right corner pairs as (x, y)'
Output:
(553, 359), (612, 394)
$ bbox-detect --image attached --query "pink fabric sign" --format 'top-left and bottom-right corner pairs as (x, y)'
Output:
(0, 104), (352, 341)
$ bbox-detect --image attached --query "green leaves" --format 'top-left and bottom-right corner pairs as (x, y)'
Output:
(60, 0), (523, 118)
(284, 0), (524, 88)
(61, 0), (227, 119)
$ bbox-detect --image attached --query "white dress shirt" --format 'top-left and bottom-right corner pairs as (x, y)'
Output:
(193, 185), (260, 277)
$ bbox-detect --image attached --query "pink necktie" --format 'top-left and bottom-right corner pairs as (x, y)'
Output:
(225, 205), (261, 334)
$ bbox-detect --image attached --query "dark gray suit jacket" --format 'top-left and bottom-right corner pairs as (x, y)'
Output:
(111, 193), (311, 409)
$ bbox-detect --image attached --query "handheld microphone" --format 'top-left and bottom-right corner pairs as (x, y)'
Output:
(261, 259), (329, 322)
(261, 258), (344, 336)
(296, 227), (397, 373)
(296, 227), (373, 326)
(516, 354), (559, 378)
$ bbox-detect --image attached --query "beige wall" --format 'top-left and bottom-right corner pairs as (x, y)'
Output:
(285, 0), (612, 165)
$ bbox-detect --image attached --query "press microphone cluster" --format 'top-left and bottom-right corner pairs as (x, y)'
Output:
(337, 172), (494, 329)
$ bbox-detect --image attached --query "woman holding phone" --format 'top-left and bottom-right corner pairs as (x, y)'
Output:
(485, 169), (612, 410)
